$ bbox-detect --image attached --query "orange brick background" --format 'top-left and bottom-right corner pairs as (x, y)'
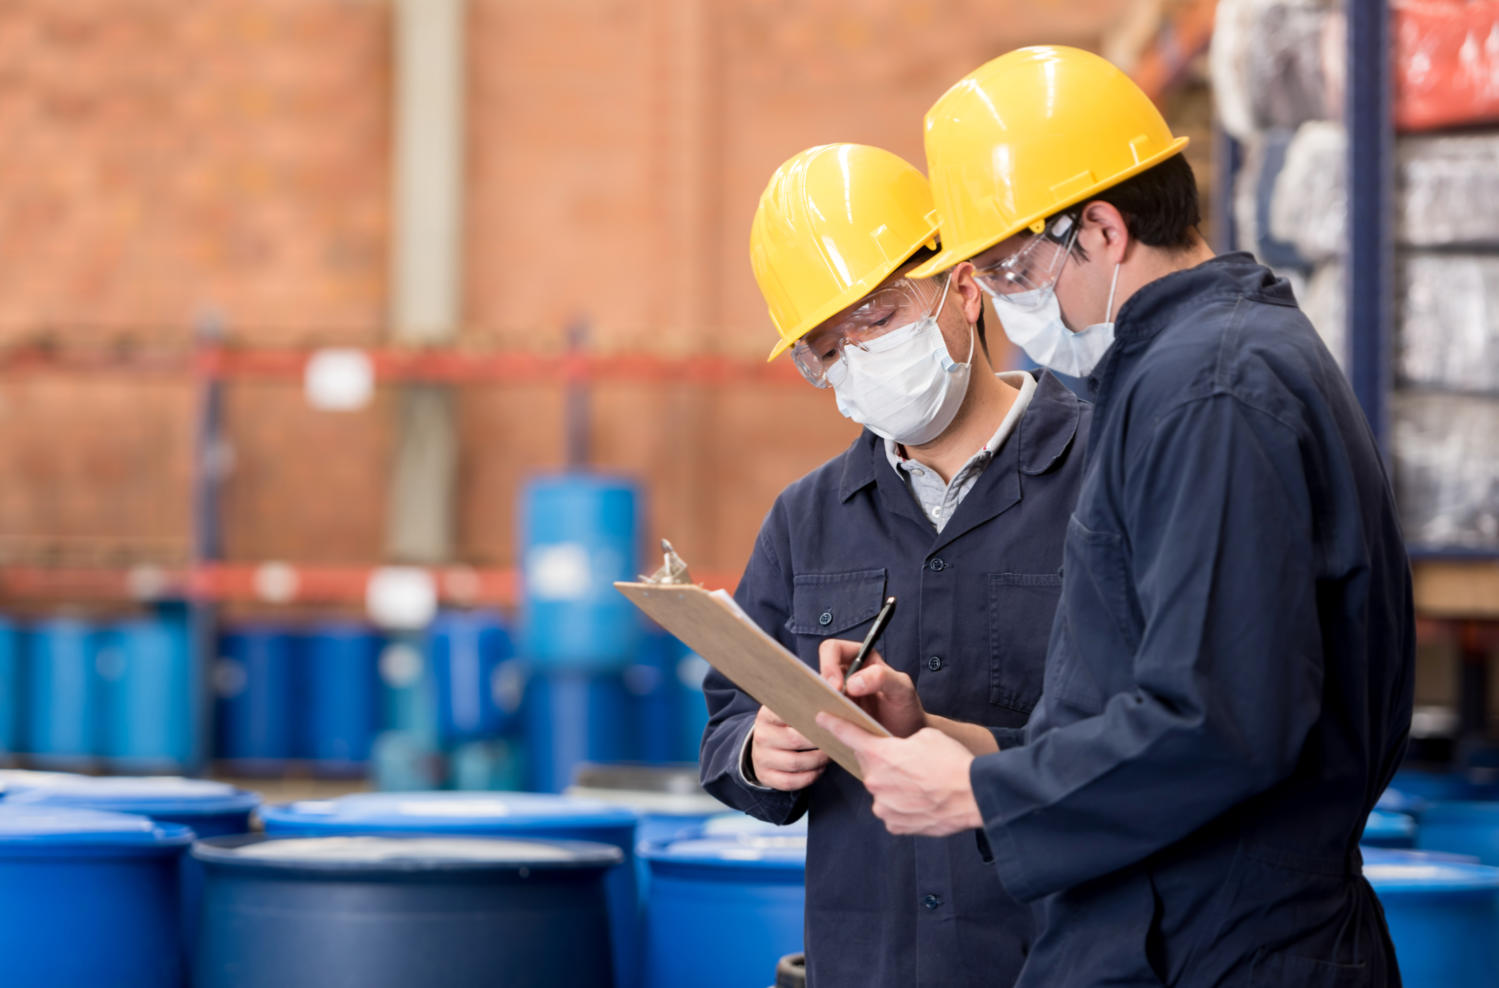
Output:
(0, 0), (1199, 586)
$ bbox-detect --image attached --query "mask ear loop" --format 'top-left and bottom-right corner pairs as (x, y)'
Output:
(930, 274), (975, 368)
(1103, 262), (1121, 324)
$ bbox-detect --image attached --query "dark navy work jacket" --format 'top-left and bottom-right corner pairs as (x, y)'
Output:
(701, 373), (1091, 988)
(973, 255), (1415, 987)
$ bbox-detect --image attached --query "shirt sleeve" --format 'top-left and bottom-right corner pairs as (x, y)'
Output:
(971, 394), (1324, 902)
(698, 512), (809, 824)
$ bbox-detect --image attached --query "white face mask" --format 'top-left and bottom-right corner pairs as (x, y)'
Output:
(826, 279), (973, 446)
(983, 262), (1120, 378)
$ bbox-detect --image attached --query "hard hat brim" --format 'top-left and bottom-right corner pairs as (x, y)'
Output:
(909, 136), (1190, 280)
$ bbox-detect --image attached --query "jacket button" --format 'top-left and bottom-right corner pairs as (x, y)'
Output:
(927, 656), (943, 672)
(818, 610), (833, 627)
(928, 557), (946, 572)
(923, 893), (942, 910)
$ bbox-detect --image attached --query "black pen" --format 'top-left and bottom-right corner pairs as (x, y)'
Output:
(842, 596), (896, 693)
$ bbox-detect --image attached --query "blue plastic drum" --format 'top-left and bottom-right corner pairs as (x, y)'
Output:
(215, 625), (297, 770)
(260, 790), (640, 986)
(193, 834), (622, 988)
(301, 622), (381, 774)
(1364, 852), (1499, 987)
(1391, 768), (1499, 804)
(0, 804), (192, 987)
(1416, 801), (1499, 865)
(1377, 786), (1426, 817)
(0, 619), (22, 756)
(377, 634), (437, 741)
(525, 668), (635, 794)
(642, 832), (807, 988)
(98, 615), (197, 772)
(568, 763), (724, 849)
(519, 474), (641, 669)
(24, 618), (101, 766)
(626, 632), (711, 764)
(427, 610), (524, 744)
(1362, 809), (1417, 848)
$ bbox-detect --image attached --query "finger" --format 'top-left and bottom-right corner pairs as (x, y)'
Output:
(845, 663), (887, 698)
(818, 638), (862, 689)
(755, 746), (829, 775)
(757, 705), (789, 728)
(758, 719), (819, 753)
(758, 767), (825, 792)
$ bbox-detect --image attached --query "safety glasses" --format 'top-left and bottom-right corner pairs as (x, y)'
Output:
(791, 276), (947, 388)
(971, 212), (1080, 311)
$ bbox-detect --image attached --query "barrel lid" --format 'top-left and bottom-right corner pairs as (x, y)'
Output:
(259, 791), (637, 832)
(1362, 847), (1479, 866)
(701, 813), (808, 838)
(5, 775), (261, 818)
(641, 833), (807, 870)
(1362, 809), (1416, 842)
(566, 763), (720, 817)
(193, 833), (623, 874)
(1375, 787), (1425, 816)
(1416, 800), (1499, 824)
(1362, 857), (1499, 891)
(0, 805), (193, 850)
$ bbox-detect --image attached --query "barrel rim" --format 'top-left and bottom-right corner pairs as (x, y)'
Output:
(192, 832), (625, 874)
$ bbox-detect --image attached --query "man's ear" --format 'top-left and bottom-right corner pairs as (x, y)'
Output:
(947, 262), (985, 327)
(1080, 200), (1130, 265)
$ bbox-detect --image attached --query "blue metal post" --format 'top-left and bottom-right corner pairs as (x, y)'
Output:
(1212, 127), (1242, 256)
(1345, 0), (1393, 455)
(190, 316), (227, 773)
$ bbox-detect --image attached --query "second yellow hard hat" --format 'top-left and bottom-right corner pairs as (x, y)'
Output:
(911, 45), (1189, 278)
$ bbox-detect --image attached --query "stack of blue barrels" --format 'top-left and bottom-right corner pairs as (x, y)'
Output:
(0, 606), (203, 773)
(1363, 768), (1499, 986)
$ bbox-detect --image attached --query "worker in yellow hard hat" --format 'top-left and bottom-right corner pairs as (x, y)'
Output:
(699, 142), (1091, 988)
(816, 46), (1412, 987)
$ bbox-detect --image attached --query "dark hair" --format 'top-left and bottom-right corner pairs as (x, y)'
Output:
(1058, 152), (1201, 257)
(903, 244), (989, 357)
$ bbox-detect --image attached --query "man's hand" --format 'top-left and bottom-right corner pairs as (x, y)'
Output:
(818, 639), (927, 737)
(749, 704), (830, 791)
(816, 712), (983, 837)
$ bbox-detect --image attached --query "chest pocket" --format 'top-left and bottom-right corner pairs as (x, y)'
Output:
(787, 568), (887, 638)
(987, 572), (1062, 712)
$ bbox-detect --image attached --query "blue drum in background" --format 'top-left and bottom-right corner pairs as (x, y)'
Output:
(1417, 802), (1499, 865)
(449, 738), (526, 792)
(215, 625), (297, 770)
(1362, 809), (1417, 848)
(1364, 852), (1499, 987)
(98, 614), (197, 772)
(627, 632), (710, 765)
(568, 763), (723, 849)
(377, 634), (437, 741)
(260, 791), (640, 988)
(24, 618), (101, 766)
(427, 610), (524, 744)
(519, 474), (641, 670)
(524, 668), (634, 794)
(641, 832), (807, 988)
(700, 812), (809, 838)
(0, 619), (22, 757)
(193, 834), (621, 988)
(370, 730), (448, 792)
(5, 774), (260, 949)
(1377, 786), (1425, 817)
(1391, 768), (1499, 804)
(0, 805), (192, 988)
(300, 622), (381, 774)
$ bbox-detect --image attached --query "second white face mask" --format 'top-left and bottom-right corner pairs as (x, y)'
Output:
(826, 282), (973, 446)
(982, 262), (1119, 379)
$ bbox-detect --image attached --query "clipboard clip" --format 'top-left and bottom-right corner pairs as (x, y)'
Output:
(640, 538), (693, 585)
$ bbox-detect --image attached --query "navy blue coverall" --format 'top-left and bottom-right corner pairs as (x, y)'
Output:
(700, 373), (1091, 987)
(973, 254), (1415, 986)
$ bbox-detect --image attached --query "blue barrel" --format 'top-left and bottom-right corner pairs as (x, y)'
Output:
(0, 619), (22, 756)
(0, 804), (192, 987)
(98, 615), (197, 771)
(194, 833), (621, 988)
(568, 763), (723, 849)
(5, 774), (260, 950)
(449, 738), (526, 791)
(700, 812), (809, 839)
(215, 625), (297, 770)
(627, 632), (710, 764)
(1364, 852), (1499, 987)
(24, 618), (101, 766)
(1392, 768), (1499, 804)
(642, 832), (807, 988)
(519, 474), (641, 670)
(301, 622), (381, 774)
(1377, 786), (1425, 817)
(525, 668), (635, 794)
(370, 729), (448, 791)
(1417, 801), (1499, 865)
(427, 610), (524, 744)
(1362, 809), (1417, 848)
(261, 791), (640, 987)
(377, 634), (437, 740)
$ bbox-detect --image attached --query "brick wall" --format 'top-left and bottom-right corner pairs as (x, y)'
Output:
(0, 0), (1141, 585)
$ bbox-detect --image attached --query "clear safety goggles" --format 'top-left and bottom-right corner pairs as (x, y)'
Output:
(790, 276), (949, 388)
(972, 212), (1080, 311)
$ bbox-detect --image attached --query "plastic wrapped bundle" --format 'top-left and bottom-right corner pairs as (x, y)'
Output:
(1271, 124), (1499, 261)
(1233, 129), (1312, 269)
(1391, 0), (1499, 132)
(1399, 254), (1499, 393)
(1393, 391), (1499, 549)
(1211, 0), (1336, 139)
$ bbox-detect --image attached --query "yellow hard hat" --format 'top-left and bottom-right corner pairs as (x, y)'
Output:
(750, 144), (939, 361)
(910, 45), (1189, 279)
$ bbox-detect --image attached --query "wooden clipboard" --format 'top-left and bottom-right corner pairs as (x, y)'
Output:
(614, 581), (892, 780)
